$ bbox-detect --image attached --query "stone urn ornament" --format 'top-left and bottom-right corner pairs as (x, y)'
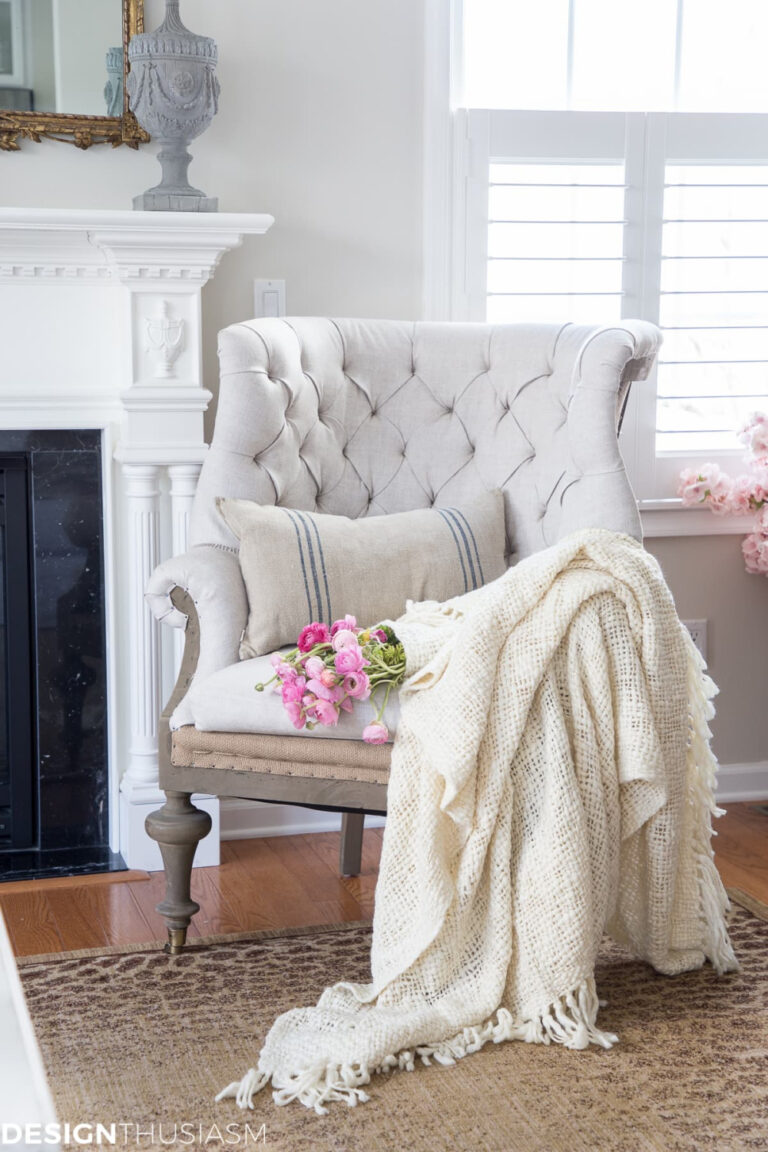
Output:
(127, 0), (220, 212)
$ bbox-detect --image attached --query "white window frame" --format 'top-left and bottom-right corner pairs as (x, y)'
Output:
(423, 0), (766, 536)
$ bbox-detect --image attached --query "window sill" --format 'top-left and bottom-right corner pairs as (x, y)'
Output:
(639, 500), (755, 538)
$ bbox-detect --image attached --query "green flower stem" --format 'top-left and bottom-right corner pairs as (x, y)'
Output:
(255, 638), (405, 699)
(370, 679), (394, 725)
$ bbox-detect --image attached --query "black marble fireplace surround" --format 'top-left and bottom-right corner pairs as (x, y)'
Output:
(0, 431), (123, 881)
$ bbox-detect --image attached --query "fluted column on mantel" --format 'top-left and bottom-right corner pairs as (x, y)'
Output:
(121, 463), (163, 788)
(169, 462), (202, 669)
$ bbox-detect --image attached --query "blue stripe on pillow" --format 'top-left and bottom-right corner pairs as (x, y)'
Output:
(449, 507), (485, 585)
(282, 510), (315, 621)
(437, 509), (469, 593)
(443, 509), (478, 590)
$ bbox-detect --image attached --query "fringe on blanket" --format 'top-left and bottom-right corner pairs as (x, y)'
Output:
(682, 631), (739, 976)
(215, 630), (737, 1116)
(215, 977), (618, 1115)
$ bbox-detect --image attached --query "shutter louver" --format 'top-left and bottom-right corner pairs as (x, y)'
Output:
(486, 163), (626, 324)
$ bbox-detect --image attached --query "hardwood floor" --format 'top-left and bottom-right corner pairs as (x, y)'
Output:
(0, 805), (765, 959)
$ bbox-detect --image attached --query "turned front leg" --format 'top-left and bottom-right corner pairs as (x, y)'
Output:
(145, 791), (212, 953)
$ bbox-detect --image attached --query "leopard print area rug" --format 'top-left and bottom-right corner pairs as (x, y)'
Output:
(17, 894), (768, 1152)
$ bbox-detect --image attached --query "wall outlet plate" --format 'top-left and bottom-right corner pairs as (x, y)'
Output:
(682, 619), (708, 661)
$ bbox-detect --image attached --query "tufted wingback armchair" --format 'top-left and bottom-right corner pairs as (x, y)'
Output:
(145, 317), (661, 951)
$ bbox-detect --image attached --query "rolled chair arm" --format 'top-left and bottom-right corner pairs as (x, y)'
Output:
(559, 321), (662, 542)
(146, 545), (248, 722)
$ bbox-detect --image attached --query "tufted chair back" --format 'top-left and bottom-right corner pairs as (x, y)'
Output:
(191, 318), (660, 563)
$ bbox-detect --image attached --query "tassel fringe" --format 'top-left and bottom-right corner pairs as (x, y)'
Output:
(683, 629), (738, 975)
(215, 977), (617, 1115)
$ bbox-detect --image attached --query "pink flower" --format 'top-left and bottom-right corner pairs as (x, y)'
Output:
(334, 645), (366, 674)
(739, 412), (768, 460)
(727, 474), (756, 516)
(320, 668), (338, 688)
(331, 615), (357, 637)
(304, 656), (325, 679)
(742, 532), (768, 575)
(314, 698), (339, 726)
(757, 505), (768, 533)
(307, 677), (344, 703)
(276, 662), (298, 682)
(339, 697), (354, 713)
(270, 652), (283, 668)
(748, 464), (768, 507)
(370, 628), (388, 644)
(677, 463), (732, 509)
(284, 701), (305, 729)
(362, 721), (389, 744)
(343, 671), (370, 700)
(332, 628), (359, 652)
(281, 676), (306, 704)
(297, 622), (331, 652)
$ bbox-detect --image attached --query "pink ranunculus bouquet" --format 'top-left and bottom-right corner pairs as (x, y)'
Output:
(257, 617), (405, 743)
(678, 411), (768, 576)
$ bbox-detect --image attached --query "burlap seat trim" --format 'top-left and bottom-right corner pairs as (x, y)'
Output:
(171, 726), (391, 785)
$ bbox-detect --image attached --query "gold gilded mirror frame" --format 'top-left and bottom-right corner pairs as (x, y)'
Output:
(0, 0), (149, 151)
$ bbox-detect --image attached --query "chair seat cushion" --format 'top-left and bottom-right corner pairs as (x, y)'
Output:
(171, 652), (400, 742)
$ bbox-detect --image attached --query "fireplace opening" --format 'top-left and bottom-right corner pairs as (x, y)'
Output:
(0, 431), (123, 881)
(0, 455), (34, 850)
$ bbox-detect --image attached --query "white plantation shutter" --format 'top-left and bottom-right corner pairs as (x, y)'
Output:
(447, 0), (768, 500)
(460, 110), (768, 498)
(658, 164), (768, 453)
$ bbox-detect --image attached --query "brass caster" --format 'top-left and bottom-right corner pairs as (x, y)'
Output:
(164, 927), (187, 955)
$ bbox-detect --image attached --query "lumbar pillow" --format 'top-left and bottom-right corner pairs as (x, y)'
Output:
(217, 492), (507, 658)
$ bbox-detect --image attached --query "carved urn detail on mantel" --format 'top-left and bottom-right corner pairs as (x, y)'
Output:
(127, 0), (220, 211)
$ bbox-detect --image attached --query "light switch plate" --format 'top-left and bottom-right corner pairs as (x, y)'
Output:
(253, 279), (286, 318)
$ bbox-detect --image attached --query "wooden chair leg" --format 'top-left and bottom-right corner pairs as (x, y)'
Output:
(339, 811), (365, 876)
(145, 791), (212, 953)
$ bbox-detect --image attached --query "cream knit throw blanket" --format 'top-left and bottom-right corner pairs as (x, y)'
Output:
(217, 530), (737, 1114)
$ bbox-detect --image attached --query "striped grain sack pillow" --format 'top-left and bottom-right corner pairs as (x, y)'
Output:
(217, 493), (507, 658)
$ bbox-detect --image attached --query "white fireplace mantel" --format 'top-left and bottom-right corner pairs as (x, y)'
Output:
(0, 207), (274, 870)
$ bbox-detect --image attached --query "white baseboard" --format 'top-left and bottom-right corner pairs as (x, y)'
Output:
(716, 762), (768, 804)
(220, 798), (385, 840)
(218, 762), (767, 841)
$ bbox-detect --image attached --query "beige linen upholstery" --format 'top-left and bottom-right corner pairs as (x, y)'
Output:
(218, 491), (506, 657)
(147, 318), (660, 733)
(144, 318), (661, 926)
(190, 318), (658, 560)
